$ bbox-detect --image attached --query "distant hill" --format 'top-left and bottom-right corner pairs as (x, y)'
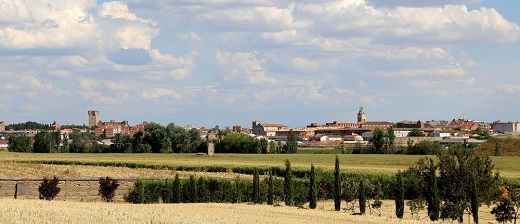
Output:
(475, 136), (520, 157)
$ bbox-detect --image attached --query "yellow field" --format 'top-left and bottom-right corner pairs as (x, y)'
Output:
(1, 151), (518, 177)
(0, 198), (470, 224)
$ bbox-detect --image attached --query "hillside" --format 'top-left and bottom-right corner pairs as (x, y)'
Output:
(475, 136), (520, 156)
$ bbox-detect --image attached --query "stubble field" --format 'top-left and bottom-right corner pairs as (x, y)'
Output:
(0, 151), (516, 223)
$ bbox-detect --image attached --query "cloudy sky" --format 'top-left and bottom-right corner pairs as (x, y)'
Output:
(0, 0), (519, 128)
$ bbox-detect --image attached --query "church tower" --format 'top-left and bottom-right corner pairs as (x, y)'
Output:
(357, 107), (366, 123)
(0, 121), (5, 132)
(88, 110), (99, 128)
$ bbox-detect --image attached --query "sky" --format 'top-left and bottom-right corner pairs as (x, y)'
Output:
(0, 0), (519, 128)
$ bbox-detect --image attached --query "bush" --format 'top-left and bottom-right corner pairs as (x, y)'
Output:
(39, 177), (61, 200)
(98, 177), (120, 202)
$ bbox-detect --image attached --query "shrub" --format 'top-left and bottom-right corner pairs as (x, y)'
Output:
(284, 159), (293, 206)
(38, 177), (61, 200)
(98, 177), (120, 202)
(334, 156), (341, 211)
(197, 177), (210, 203)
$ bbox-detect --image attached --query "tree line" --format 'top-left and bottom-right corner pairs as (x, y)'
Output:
(7, 123), (300, 154)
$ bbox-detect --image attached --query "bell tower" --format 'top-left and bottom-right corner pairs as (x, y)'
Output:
(88, 110), (99, 128)
(357, 107), (366, 123)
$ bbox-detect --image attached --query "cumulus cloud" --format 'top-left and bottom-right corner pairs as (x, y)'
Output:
(216, 51), (277, 84)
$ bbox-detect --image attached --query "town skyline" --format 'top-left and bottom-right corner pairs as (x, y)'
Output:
(0, 1), (519, 128)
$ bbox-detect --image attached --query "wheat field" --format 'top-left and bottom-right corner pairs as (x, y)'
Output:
(0, 198), (459, 224)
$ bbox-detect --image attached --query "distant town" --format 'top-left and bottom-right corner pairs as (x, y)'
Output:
(0, 107), (519, 150)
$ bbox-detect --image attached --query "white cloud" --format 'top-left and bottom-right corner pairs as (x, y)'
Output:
(216, 51), (277, 84)
(140, 88), (182, 99)
(495, 84), (520, 93)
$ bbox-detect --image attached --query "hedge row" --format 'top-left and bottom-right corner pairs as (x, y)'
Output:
(126, 176), (311, 206)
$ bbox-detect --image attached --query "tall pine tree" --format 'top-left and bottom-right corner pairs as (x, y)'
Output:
(395, 171), (405, 218)
(428, 159), (440, 221)
(359, 180), (366, 214)
(253, 167), (260, 204)
(268, 169), (274, 205)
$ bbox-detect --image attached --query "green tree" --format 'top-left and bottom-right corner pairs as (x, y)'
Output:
(408, 129), (424, 137)
(284, 159), (293, 206)
(370, 128), (385, 154)
(395, 171), (405, 218)
(359, 180), (366, 214)
(438, 147), (500, 222)
(334, 156), (341, 211)
(253, 167), (260, 204)
(269, 141), (276, 154)
(188, 175), (198, 203)
(470, 172), (479, 224)
(309, 164), (317, 209)
(267, 169), (274, 205)
(427, 159), (440, 221)
(197, 177), (209, 203)
(286, 130), (299, 154)
(495, 142), (501, 157)
(259, 138), (268, 154)
(173, 173), (181, 203)
(7, 136), (32, 152)
(33, 132), (59, 153)
(386, 127), (396, 152)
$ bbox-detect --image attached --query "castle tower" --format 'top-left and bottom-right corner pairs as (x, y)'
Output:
(357, 107), (366, 123)
(88, 110), (99, 128)
(0, 121), (5, 132)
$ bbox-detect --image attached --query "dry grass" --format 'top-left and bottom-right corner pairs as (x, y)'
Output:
(0, 198), (462, 224)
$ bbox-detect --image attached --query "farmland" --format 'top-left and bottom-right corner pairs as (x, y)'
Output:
(1, 151), (519, 178)
(0, 151), (518, 224)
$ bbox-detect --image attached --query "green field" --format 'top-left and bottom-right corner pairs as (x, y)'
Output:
(1, 151), (519, 178)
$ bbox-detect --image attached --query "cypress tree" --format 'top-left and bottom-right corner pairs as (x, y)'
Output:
(284, 159), (293, 206)
(395, 171), (404, 218)
(428, 160), (440, 221)
(253, 167), (260, 204)
(189, 175), (198, 203)
(470, 172), (479, 224)
(268, 169), (274, 205)
(359, 180), (366, 214)
(309, 164), (317, 209)
(197, 176), (209, 203)
(334, 156), (341, 211)
(173, 173), (181, 203)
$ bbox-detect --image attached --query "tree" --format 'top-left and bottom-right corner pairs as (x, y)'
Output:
(470, 172), (480, 224)
(427, 159), (440, 221)
(173, 173), (181, 203)
(370, 128), (385, 154)
(395, 171), (405, 219)
(268, 169), (274, 205)
(8, 136), (32, 152)
(284, 159), (293, 206)
(269, 141), (276, 154)
(408, 129), (424, 137)
(259, 138), (268, 154)
(98, 177), (120, 202)
(495, 142), (501, 157)
(309, 164), (317, 209)
(253, 167), (260, 204)
(359, 180), (366, 214)
(386, 127), (396, 152)
(286, 130), (299, 154)
(438, 147), (500, 222)
(197, 177), (210, 203)
(39, 177), (60, 200)
(188, 175), (198, 203)
(491, 187), (520, 224)
(334, 156), (341, 211)
(33, 132), (59, 153)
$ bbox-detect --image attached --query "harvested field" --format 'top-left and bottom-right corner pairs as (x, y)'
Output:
(0, 199), (460, 224)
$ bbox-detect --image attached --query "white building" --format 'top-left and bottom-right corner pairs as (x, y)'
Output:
(433, 131), (451, 138)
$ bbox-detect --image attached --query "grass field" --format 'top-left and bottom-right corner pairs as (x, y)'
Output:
(1, 151), (519, 177)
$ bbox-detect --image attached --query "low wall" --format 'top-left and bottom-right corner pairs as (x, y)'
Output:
(0, 177), (141, 202)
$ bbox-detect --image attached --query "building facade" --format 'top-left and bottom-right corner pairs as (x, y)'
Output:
(357, 107), (366, 123)
(492, 121), (520, 134)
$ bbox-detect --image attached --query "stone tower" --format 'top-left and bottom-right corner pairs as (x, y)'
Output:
(88, 110), (99, 128)
(0, 121), (5, 132)
(357, 107), (366, 123)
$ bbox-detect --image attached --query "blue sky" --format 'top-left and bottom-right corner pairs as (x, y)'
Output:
(0, 0), (519, 128)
